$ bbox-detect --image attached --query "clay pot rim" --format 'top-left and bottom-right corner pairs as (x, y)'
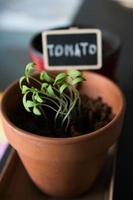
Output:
(0, 72), (126, 144)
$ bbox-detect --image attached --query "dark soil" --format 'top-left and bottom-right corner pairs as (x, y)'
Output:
(11, 95), (114, 138)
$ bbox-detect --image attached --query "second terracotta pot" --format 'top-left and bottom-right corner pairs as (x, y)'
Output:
(0, 72), (125, 197)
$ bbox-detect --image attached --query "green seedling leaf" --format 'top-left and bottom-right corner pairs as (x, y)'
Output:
(54, 73), (68, 84)
(21, 61), (86, 129)
(22, 85), (29, 94)
(59, 83), (69, 94)
(23, 93), (31, 112)
(68, 70), (81, 78)
(34, 93), (43, 103)
(47, 85), (55, 96)
(71, 77), (84, 85)
(26, 100), (35, 108)
(19, 76), (25, 89)
(33, 106), (41, 115)
(25, 63), (34, 77)
(40, 72), (54, 83)
(41, 83), (49, 90)
(40, 72), (45, 80)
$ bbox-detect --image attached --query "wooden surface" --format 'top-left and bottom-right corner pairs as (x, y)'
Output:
(0, 146), (115, 200)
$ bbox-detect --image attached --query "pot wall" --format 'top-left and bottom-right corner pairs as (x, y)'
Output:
(0, 72), (125, 197)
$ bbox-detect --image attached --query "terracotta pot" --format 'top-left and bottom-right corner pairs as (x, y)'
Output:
(0, 72), (125, 197)
(30, 26), (121, 79)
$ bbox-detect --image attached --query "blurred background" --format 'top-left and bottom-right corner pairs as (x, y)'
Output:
(0, 0), (82, 90)
(0, 0), (133, 199)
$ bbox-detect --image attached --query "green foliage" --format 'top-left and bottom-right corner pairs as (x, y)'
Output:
(21, 85), (29, 94)
(67, 70), (81, 78)
(59, 83), (69, 94)
(25, 63), (35, 82)
(33, 106), (41, 116)
(54, 73), (68, 85)
(71, 77), (85, 85)
(19, 62), (85, 132)
(40, 71), (54, 83)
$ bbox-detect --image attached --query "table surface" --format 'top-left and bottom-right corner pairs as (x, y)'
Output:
(0, 0), (133, 199)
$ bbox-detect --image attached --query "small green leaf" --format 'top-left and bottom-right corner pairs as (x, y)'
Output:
(21, 85), (29, 94)
(40, 72), (45, 80)
(26, 100), (35, 108)
(25, 63), (34, 76)
(41, 83), (49, 90)
(68, 70), (81, 78)
(19, 76), (25, 89)
(33, 106), (41, 115)
(54, 73), (68, 84)
(34, 93), (43, 103)
(59, 83), (69, 94)
(40, 72), (54, 83)
(71, 77), (84, 85)
(47, 85), (55, 96)
(23, 93), (31, 112)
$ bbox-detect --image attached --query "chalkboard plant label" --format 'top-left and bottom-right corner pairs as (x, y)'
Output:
(42, 29), (102, 70)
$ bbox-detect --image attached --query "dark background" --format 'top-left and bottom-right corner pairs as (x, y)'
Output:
(0, 0), (133, 199)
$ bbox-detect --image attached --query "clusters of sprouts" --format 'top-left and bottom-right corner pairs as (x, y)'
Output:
(19, 63), (85, 130)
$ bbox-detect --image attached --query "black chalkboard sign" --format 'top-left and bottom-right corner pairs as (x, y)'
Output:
(42, 29), (102, 70)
